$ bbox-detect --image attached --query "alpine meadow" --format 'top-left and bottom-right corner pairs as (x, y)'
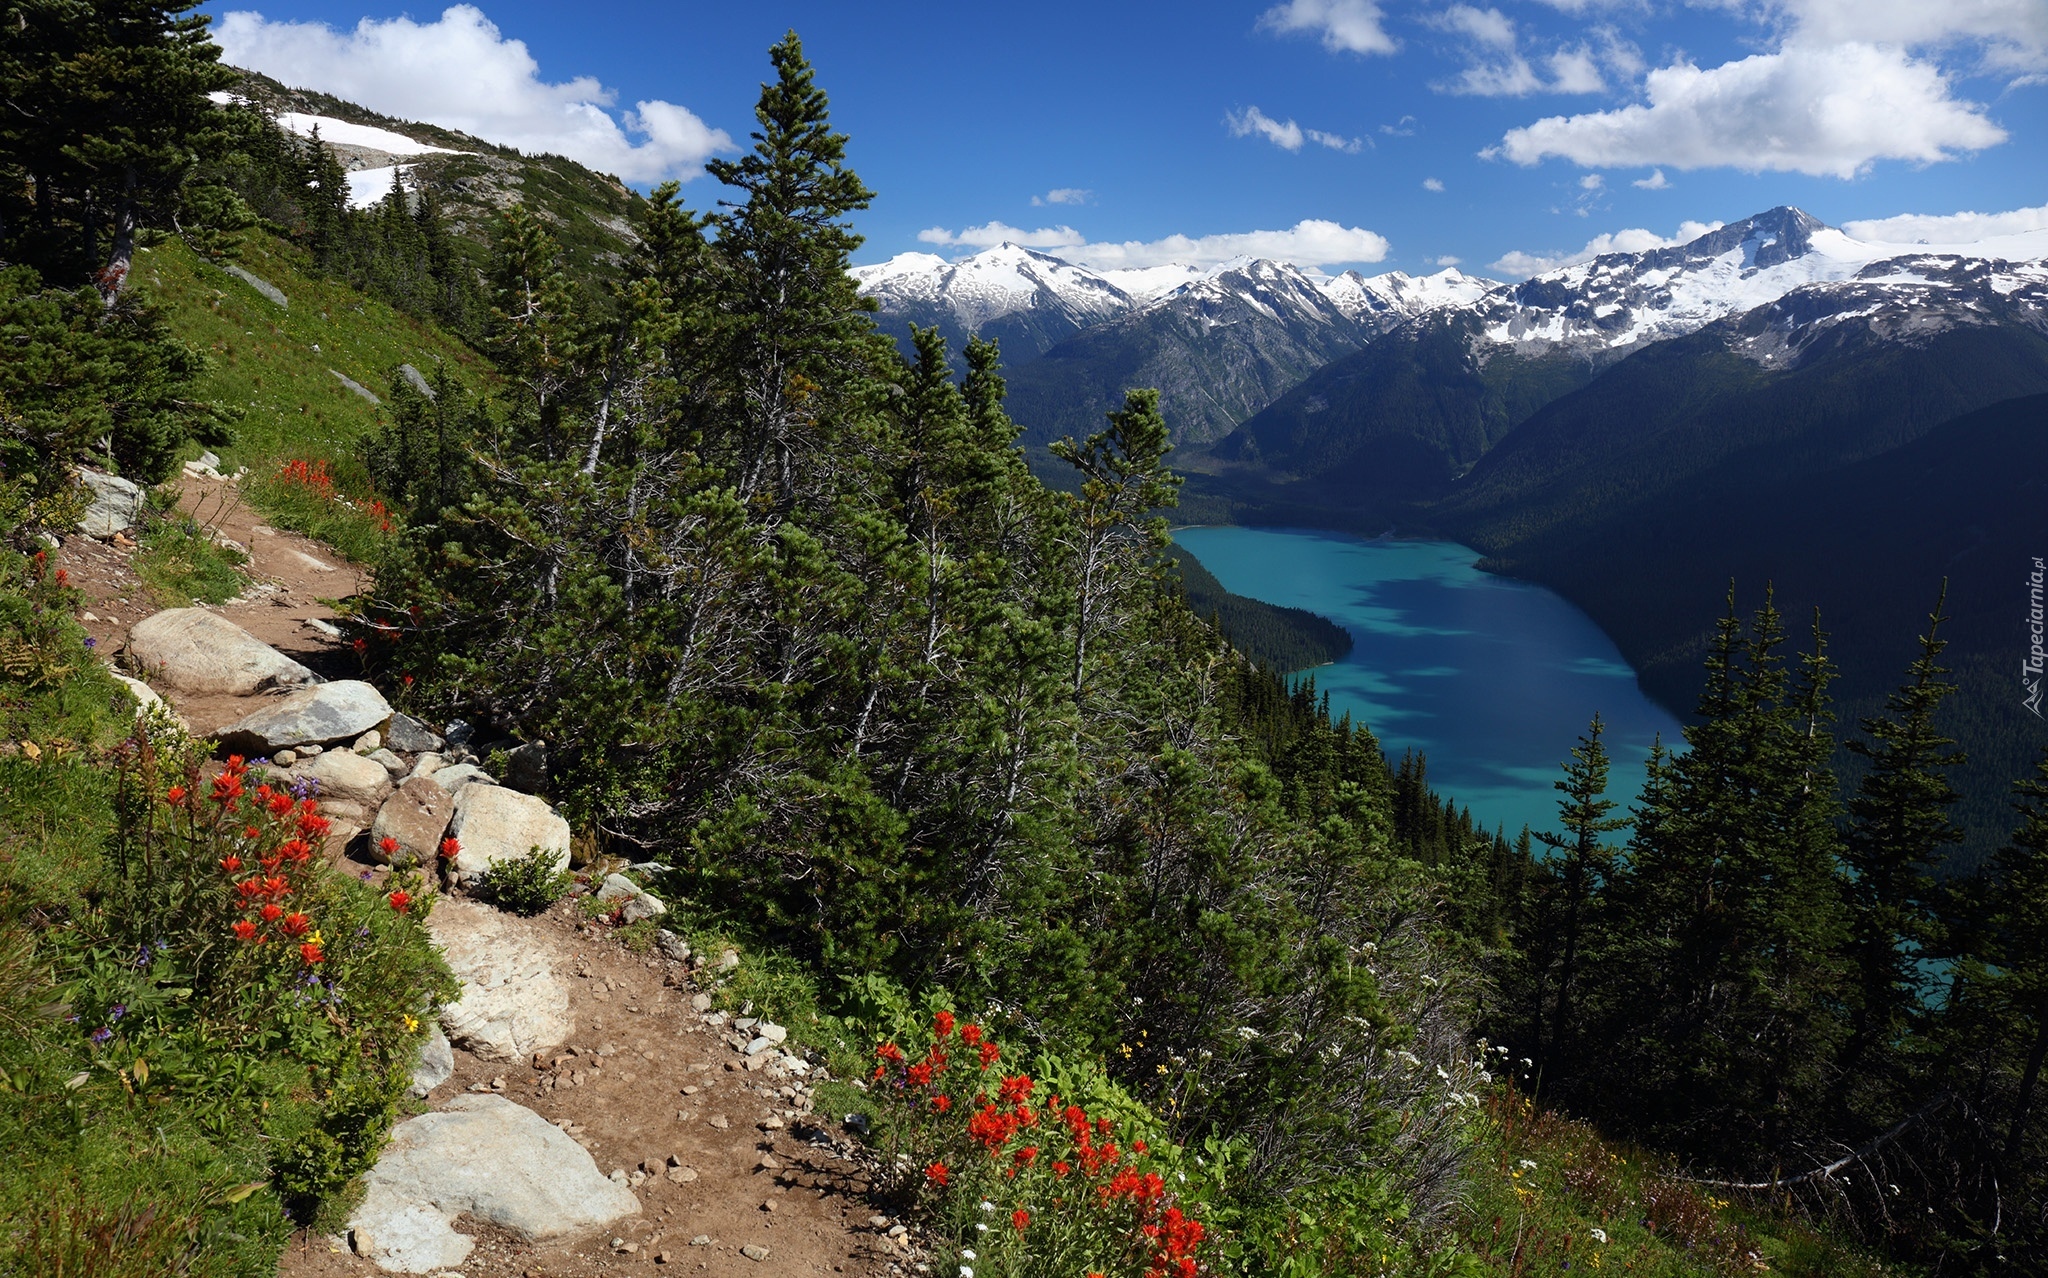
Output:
(5, 4), (2048, 1278)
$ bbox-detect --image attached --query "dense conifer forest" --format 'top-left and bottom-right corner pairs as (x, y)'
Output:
(5, 5), (2048, 1275)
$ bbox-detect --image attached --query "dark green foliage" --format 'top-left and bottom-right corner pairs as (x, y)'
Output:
(473, 848), (575, 917)
(1163, 544), (1352, 672)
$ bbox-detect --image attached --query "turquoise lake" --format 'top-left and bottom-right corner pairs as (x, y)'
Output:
(1173, 526), (1688, 840)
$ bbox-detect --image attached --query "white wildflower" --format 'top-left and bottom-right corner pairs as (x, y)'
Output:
(960, 1268), (974, 1278)
(961, 1250), (976, 1261)
(1236, 1026), (1261, 1041)
(1518, 1159), (1538, 1171)
(980, 1200), (996, 1213)
(1590, 1228), (1608, 1245)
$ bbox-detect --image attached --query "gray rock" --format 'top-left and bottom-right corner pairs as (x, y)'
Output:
(445, 785), (570, 881)
(596, 873), (666, 923)
(405, 752), (446, 782)
(502, 740), (548, 793)
(399, 363), (437, 399)
(273, 749), (297, 767)
(296, 748), (394, 808)
(408, 1023), (453, 1098)
(216, 680), (392, 753)
(331, 368), (381, 404)
(595, 874), (641, 903)
(370, 776), (454, 865)
(224, 263), (286, 309)
(109, 672), (164, 717)
(741, 1243), (771, 1261)
(126, 608), (315, 697)
(348, 1094), (637, 1274)
(621, 892), (667, 923)
(427, 762), (493, 795)
(756, 1022), (788, 1045)
(368, 748), (407, 776)
(386, 712), (444, 753)
(75, 469), (145, 538)
(429, 899), (571, 1062)
(354, 729), (383, 752)
(657, 931), (692, 963)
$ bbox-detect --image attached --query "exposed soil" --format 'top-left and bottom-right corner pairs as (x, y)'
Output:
(58, 471), (369, 736)
(275, 901), (910, 1278)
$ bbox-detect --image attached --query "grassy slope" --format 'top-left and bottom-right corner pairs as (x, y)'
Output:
(136, 228), (490, 476)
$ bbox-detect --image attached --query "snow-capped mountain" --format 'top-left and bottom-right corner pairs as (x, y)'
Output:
(1472, 206), (2048, 360)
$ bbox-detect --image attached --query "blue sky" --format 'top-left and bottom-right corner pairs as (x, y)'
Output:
(207, 1), (2048, 277)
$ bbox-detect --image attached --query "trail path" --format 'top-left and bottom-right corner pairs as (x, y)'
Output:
(52, 472), (915, 1278)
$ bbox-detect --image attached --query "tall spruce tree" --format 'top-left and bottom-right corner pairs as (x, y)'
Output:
(1840, 588), (1966, 1111)
(1529, 714), (1628, 1081)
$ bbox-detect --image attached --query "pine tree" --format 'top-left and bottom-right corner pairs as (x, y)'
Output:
(1840, 587), (1966, 1107)
(1530, 714), (1628, 1079)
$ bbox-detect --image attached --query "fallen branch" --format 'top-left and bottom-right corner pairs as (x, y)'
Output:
(1688, 1096), (1950, 1192)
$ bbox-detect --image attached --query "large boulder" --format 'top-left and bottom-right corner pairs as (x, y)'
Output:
(75, 469), (144, 538)
(428, 899), (570, 1062)
(385, 712), (444, 753)
(294, 748), (393, 808)
(370, 776), (454, 865)
(347, 1094), (638, 1273)
(215, 680), (391, 754)
(445, 784), (569, 881)
(126, 609), (315, 696)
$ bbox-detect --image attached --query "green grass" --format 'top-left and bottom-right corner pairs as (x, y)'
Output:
(132, 516), (247, 607)
(139, 229), (489, 467)
(1458, 1089), (1901, 1278)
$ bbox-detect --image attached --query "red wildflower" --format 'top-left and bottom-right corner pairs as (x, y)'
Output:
(300, 941), (324, 965)
(243, 825), (260, 840)
(1013, 1145), (1038, 1167)
(235, 878), (264, 900)
(268, 793), (294, 817)
(1053, 1160), (1071, 1177)
(231, 920), (257, 942)
(931, 1095), (952, 1113)
(1012, 1209), (1030, 1233)
(388, 890), (412, 914)
(998, 1074), (1034, 1105)
(379, 836), (400, 858)
(439, 836), (460, 859)
(53, 568), (67, 586)
(979, 1040), (1000, 1067)
(876, 1041), (905, 1064)
(960, 1024), (982, 1046)
(260, 903), (284, 923)
(1134, 1139), (1149, 1154)
(280, 912), (311, 937)
(165, 785), (187, 805)
(934, 1010), (955, 1038)
(924, 1162), (949, 1189)
(219, 856), (242, 873)
(907, 1062), (934, 1087)
(259, 875), (290, 898)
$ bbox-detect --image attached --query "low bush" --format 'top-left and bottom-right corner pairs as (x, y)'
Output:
(473, 846), (574, 916)
(0, 560), (459, 1269)
(868, 1007), (1223, 1278)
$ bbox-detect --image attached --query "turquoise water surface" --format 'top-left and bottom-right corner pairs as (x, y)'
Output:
(1174, 526), (1687, 840)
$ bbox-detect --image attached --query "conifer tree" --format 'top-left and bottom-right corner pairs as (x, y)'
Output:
(1840, 588), (1966, 1104)
(1530, 714), (1627, 1078)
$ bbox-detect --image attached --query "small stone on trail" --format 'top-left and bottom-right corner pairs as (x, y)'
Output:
(690, 993), (713, 1013)
(740, 1243), (771, 1261)
(665, 1165), (699, 1184)
(691, 1235), (711, 1246)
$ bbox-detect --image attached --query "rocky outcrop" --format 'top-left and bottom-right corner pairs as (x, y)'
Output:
(215, 680), (391, 753)
(407, 1023), (454, 1098)
(126, 608), (315, 696)
(294, 748), (394, 807)
(75, 469), (145, 538)
(445, 784), (570, 881)
(428, 898), (571, 1062)
(371, 776), (455, 864)
(347, 1094), (638, 1273)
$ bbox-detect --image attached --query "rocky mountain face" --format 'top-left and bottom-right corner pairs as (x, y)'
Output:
(855, 241), (1491, 451)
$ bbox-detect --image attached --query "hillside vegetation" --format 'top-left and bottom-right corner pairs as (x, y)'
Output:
(4, 6), (2035, 1277)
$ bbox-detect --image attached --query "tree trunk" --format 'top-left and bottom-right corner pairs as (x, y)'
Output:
(100, 170), (138, 308)
(2006, 1009), (2048, 1164)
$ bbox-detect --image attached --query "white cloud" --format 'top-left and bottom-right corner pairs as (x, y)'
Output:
(1259, 0), (1397, 56)
(1488, 219), (1724, 276)
(1492, 43), (2006, 177)
(915, 218), (1391, 269)
(1433, 255), (1464, 266)
(215, 6), (730, 185)
(1423, 177), (1446, 191)
(1031, 188), (1092, 206)
(1632, 168), (1670, 189)
(1380, 115), (1419, 136)
(1430, 5), (1607, 96)
(1843, 200), (2048, 243)
(1579, 173), (1604, 190)
(1226, 106), (1362, 152)
(1778, 0), (2048, 71)
(917, 222), (1086, 251)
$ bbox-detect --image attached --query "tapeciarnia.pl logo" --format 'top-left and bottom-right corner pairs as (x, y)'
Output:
(2028, 556), (2045, 718)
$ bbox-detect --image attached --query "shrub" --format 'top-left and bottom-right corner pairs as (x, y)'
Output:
(868, 1008), (1222, 1278)
(245, 456), (394, 565)
(474, 847), (574, 916)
